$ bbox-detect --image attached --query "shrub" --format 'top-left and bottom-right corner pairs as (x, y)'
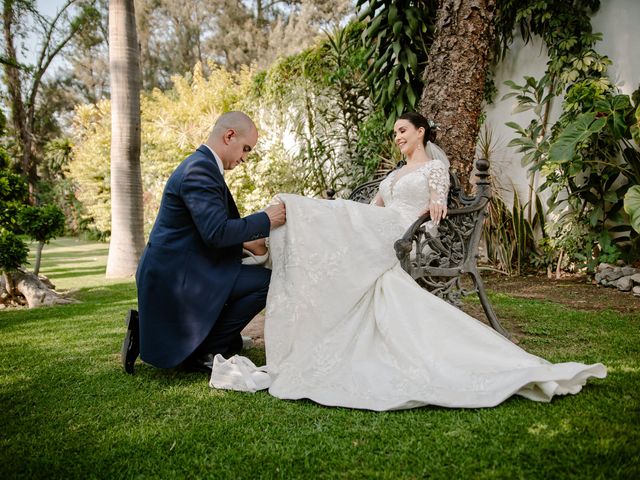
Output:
(0, 229), (29, 277)
(18, 204), (66, 275)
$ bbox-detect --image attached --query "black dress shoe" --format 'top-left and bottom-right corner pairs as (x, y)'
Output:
(121, 309), (140, 374)
(180, 353), (215, 373)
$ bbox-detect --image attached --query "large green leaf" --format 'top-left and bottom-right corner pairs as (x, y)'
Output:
(502, 80), (520, 89)
(533, 192), (546, 237)
(624, 184), (640, 233)
(392, 40), (401, 57)
(407, 50), (418, 71)
(392, 20), (403, 36)
(610, 109), (628, 139)
(505, 121), (526, 135)
(406, 84), (417, 108)
(548, 112), (605, 163)
(387, 4), (398, 24)
(611, 94), (631, 111)
(364, 15), (384, 37)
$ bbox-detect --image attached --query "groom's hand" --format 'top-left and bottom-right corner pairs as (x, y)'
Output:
(244, 238), (267, 255)
(264, 203), (286, 228)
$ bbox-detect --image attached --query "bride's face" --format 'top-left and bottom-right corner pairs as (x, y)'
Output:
(393, 120), (424, 156)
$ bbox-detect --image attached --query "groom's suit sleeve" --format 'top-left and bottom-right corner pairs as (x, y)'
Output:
(180, 157), (270, 248)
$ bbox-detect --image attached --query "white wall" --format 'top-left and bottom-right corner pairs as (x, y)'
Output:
(483, 0), (639, 205)
(591, 0), (639, 96)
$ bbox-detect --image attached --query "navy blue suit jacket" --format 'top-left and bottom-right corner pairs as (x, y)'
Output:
(135, 146), (270, 368)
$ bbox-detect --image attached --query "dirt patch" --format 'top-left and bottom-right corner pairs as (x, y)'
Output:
(241, 313), (266, 347)
(481, 272), (640, 314)
(242, 273), (639, 347)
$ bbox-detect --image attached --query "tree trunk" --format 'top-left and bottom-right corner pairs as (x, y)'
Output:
(34, 240), (44, 276)
(418, 0), (497, 187)
(2, 271), (16, 299)
(1, 269), (72, 308)
(106, 0), (145, 278)
(2, 1), (29, 178)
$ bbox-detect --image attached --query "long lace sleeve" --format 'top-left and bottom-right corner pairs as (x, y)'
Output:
(427, 160), (449, 205)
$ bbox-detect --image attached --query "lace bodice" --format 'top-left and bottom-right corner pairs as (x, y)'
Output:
(378, 159), (449, 224)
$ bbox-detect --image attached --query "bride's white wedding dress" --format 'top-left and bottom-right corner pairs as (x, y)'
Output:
(221, 158), (606, 411)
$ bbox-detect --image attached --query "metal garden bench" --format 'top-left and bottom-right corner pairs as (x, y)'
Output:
(329, 157), (510, 339)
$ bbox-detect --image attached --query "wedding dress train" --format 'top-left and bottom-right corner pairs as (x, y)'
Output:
(217, 158), (606, 411)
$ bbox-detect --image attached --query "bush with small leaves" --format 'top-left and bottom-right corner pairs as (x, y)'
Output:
(0, 229), (28, 273)
(18, 204), (66, 275)
(0, 229), (29, 296)
(0, 170), (29, 232)
(18, 204), (66, 243)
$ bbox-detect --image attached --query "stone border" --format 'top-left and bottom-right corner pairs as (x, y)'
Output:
(594, 263), (640, 296)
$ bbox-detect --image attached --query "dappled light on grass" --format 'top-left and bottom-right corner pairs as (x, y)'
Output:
(26, 237), (111, 291)
(605, 363), (640, 374)
(527, 419), (573, 438)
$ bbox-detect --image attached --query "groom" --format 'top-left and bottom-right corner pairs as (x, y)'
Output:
(121, 111), (286, 374)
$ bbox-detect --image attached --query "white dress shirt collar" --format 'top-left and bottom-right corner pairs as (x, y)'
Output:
(203, 144), (224, 177)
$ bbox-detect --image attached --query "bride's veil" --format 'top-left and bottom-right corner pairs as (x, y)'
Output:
(427, 141), (450, 169)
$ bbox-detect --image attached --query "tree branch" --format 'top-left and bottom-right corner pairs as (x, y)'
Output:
(27, 1), (92, 128)
(32, 0), (77, 76)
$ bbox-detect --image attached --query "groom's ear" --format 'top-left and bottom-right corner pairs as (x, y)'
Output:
(223, 129), (235, 145)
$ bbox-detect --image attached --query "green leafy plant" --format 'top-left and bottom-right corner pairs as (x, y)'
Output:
(18, 204), (66, 275)
(500, 0), (640, 270)
(503, 75), (554, 223)
(355, 0), (437, 128)
(479, 122), (546, 276)
(71, 24), (390, 232)
(483, 189), (542, 276)
(0, 229), (29, 298)
(0, 170), (29, 232)
(544, 90), (640, 266)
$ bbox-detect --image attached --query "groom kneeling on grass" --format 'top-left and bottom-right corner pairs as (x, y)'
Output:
(121, 111), (286, 374)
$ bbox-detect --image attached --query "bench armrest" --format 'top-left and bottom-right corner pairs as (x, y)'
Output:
(394, 198), (489, 274)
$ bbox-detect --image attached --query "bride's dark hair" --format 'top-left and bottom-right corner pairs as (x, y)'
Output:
(397, 112), (435, 146)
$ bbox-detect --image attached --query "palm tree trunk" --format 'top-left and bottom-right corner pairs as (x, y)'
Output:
(418, 0), (497, 187)
(106, 0), (145, 278)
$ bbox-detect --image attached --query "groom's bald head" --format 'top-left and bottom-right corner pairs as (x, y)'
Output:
(205, 111), (258, 170)
(209, 111), (256, 140)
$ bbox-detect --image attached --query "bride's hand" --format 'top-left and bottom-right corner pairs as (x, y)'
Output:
(430, 198), (447, 225)
(422, 199), (447, 225)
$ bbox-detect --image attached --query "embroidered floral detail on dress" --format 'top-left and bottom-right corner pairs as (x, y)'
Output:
(378, 160), (450, 225)
(426, 160), (449, 206)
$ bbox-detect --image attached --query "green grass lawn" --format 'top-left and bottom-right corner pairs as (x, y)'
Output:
(1, 238), (638, 479)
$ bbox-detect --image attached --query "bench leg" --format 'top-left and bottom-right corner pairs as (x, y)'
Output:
(469, 271), (511, 340)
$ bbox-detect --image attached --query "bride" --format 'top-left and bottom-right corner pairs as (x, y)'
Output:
(218, 112), (606, 411)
